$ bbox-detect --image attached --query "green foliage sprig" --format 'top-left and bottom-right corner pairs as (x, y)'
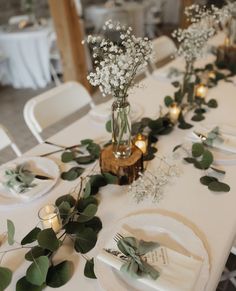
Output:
(173, 142), (230, 192)
(0, 173), (117, 290)
(60, 139), (101, 181)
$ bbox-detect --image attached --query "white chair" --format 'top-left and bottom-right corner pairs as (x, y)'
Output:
(8, 15), (30, 25)
(23, 81), (95, 143)
(145, 0), (165, 38)
(150, 36), (177, 70)
(0, 125), (22, 157)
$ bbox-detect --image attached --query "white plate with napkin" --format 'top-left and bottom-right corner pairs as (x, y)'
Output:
(89, 100), (144, 123)
(0, 157), (60, 207)
(186, 124), (236, 165)
(95, 212), (210, 291)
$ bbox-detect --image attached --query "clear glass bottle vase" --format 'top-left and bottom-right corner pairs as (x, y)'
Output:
(111, 96), (132, 159)
(183, 60), (196, 104)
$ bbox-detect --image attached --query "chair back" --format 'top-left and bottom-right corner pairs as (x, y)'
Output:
(24, 81), (94, 143)
(0, 125), (22, 157)
(151, 36), (177, 66)
(8, 15), (30, 25)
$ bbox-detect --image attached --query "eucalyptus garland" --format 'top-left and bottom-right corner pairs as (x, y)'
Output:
(0, 172), (118, 290)
(163, 59), (236, 130)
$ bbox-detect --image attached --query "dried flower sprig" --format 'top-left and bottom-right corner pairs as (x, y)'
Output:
(84, 20), (152, 97)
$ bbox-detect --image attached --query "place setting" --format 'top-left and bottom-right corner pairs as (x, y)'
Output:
(0, 156), (60, 207)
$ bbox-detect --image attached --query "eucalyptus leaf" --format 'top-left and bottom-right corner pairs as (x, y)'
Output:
(200, 176), (218, 186)
(194, 108), (206, 114)
(0, 266), (12, 291)
(61, 151), (74, 163)
(200, 150), (214, 169)
(191, 114), (205, 122)
(83, 217), (102, 234)
(76, 155), (96, 165)
(77, 204), (98, 223)
(84, 258), (96, 279)
(37, 229), (59, 252)
(89, 174), (107, 195)
(87, 143), (101, 159)
(21, 227), (41, 245)
(192, 143), (204, 158)
(208, 181), (230, 192)
(207, 99), (218, 108)
(102, 172), (118, 184)
(184, 157), (196, 164)
(83, 181), (91, 198)
(16, 277), (44, 291)
(26, 256), (49, 286)
(105, 120), (112, 133)
(171, 81), (180, 88)
(164, 96), (174, 107)
(46, 261), (73, 288)
(61, 167), (84, 181)
(7, 219), (15, 245)
(58, 201), (72, 219)
(25, 246), (50, 262)
(77, 196), (98, 212)
(55, 194), (76, 208)
(65, 222), (85, 235)
(81, 139), (93, 145)
(74, 228), (97, 253)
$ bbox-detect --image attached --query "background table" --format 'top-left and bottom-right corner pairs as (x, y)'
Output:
(1, 35), (236, 291)
(0, 25), (52, 89)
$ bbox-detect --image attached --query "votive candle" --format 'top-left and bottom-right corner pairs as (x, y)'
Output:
(134, 133), (148, 154)
(38, 204), (62, 233)
(169, 102), (181, 123)
(195, 84), (208, 99)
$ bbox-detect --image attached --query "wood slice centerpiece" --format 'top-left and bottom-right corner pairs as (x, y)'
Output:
(216, 45), (236, 65)
(100, 144), (143, 185)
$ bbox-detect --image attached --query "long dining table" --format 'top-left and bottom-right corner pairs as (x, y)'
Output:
(1, 33), (236, 291)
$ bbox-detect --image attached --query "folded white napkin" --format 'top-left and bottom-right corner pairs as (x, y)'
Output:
(0, 165), (53, 202)
(152, 67), (183, 83)
(97, 228), (203, 291)
(187, 130), (236, 154)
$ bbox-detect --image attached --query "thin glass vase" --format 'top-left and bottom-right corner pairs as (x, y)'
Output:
(111, 96), (132, 159)
(183, 61), (196, 104)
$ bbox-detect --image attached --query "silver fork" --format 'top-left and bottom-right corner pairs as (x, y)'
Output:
(113, 233), (124, 243)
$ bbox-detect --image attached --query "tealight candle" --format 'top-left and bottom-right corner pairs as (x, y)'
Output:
(195, 84), (208, 99)
(224, 36), (230, 47)
(38, 204), (62, 233)
(169, 102), (181, 123)
(208, 71), (216, 80)
(134, 133), (148, 154)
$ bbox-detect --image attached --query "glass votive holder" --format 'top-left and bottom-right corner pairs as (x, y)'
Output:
(38, 204), (62, 233)
(133, 133), (148, 154)
(195, 84), (208, 99)
(169, 102), (181, 124)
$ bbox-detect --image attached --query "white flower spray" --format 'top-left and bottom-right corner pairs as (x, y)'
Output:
(84, 20), (153, 97)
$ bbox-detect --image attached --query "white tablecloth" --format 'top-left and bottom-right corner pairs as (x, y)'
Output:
(0, 26), (52, 89)
(1, 34), (236, 291)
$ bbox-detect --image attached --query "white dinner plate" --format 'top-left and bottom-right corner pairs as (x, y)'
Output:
(95, 211), (210, 291)
(90, 100), (144, 123)
(0, 157), (60, 207)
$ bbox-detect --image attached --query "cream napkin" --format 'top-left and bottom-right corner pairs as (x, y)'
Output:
(187, 130), (236, 154)
(97, 228), (203, 291)
(0, 165), (53, 202)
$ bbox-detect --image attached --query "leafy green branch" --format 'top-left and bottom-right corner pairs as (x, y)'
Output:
(173, 142), (230, 192)
(0, 172), (117, 290)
